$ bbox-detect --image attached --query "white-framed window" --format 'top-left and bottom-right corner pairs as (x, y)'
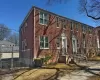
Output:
(76, 23), (78, 31)
(56, 37), (61, 49)
(62, 20), (66, 29)
(40, 36), (49, 49)
(39, 11), (49, 25)
(56, 17), (60, 28)
(82, 25), (86, 33)
(25, 22), (27, 27)
(71, 22), (73, 30)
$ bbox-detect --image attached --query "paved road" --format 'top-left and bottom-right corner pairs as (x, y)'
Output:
(58, 61), (100, 80)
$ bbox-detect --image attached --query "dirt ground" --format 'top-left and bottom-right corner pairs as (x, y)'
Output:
(1, 62), (100, 80)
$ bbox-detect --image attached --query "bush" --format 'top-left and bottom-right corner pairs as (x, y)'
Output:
(34, 58), (43, 67)
(43, 54), (52, 65)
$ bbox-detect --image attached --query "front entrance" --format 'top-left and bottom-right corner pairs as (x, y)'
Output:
(62, 37), (67, 55)
(58, 33), (68, 63)
(72, 35), (77, 53)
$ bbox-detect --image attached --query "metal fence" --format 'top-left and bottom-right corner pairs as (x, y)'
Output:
(0, 58), (19, 69)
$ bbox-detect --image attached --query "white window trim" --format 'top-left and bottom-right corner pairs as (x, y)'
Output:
(39, 11), (49, 26)
(39, 36), (49, 49)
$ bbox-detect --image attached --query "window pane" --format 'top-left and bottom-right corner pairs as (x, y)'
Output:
(45, 37), (48, 42)
(57, 38), (60, 47)
(71, 22), (73, 30)
(40, 18), (43, 24)
(44, 19), (48, 24)
(44, 13), (48, 19)
(40, 42), (44, 48)
(45, 43), (48, 48)
(40, 12), (43, 18)
(56, 17), (59, 27)
(40, 36), (44, 42)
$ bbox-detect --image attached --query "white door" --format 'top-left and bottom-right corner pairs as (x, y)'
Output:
(97, 36), (100, 49)
(72, 38), (77, 53)
(62, 37), (67, 55)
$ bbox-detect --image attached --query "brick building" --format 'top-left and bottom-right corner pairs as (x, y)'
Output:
(19, 6), (98, 66)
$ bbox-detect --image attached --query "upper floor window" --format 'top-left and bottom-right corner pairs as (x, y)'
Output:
(70, 22), (73, 30)
(39, 11), (49, 25)
(82, 25), (86, 32)
(76, 23), (78, 31)
(62, 20), (66, 29)
(56, 17), (60, 28)
(88, 27), (92, 34)
(25, 22), (27, 27)
(40, 36), (49, 49)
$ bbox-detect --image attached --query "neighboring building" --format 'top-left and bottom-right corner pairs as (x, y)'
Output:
(0, 40), (19, 59)
(19, 6), (98, 66)
(0, 40), (19, 68)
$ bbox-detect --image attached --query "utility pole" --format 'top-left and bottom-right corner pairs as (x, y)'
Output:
(10, 45), (14, 69)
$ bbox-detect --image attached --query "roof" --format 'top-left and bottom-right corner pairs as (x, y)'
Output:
(19, 6), (94, 31)
(0, 40), (15, 47)
(0, 41), (19, 53)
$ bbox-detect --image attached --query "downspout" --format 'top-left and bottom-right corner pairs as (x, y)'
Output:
(33, 7), (36, 59)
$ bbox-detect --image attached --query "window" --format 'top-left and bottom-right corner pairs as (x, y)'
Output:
(56, 37), (61, 49)
(25, 22), (27, 27)
(76, 23), (78, 31)
(40, 36), (49, 49)
(39, 11), (49, 25)
(56, 17), (59, 28)
(77, 40), (79, 47)
(82, 25), (85, 32)
(83, 40), (86, 48)
(61, 19), (66, 29)
(71, 22), (73, 30)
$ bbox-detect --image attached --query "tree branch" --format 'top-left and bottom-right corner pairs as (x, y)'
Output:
(84, 0), (100, 20)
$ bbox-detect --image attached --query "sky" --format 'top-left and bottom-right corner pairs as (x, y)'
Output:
(0, 0), (97, 32)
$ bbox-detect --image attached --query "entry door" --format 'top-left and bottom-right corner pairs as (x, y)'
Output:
(62, 37), (67, 55)
(72, 39), (77, 53)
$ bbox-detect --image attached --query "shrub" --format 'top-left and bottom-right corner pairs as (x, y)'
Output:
(34, 58), (43, 67)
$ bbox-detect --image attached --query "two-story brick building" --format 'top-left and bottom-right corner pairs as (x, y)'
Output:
(19, 6), (98, 67)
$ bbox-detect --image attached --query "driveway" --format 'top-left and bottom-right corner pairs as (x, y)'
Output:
(58, 61), (100, 80)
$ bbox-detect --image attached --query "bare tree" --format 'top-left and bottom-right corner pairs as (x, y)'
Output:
(0, 24), (11, 40)
(7, 33), (19, 46)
